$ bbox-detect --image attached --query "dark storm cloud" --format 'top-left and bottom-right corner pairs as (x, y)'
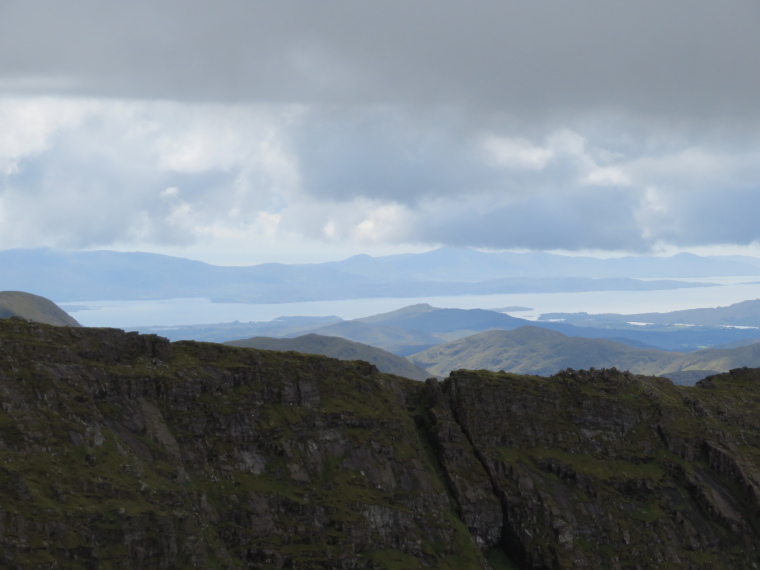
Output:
(2, 0), (760, 124)
(291, 110), (504, 204)
(645, 185), (760, 247)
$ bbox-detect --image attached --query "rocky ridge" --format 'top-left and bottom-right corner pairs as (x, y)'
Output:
(1, 318), (760, 568)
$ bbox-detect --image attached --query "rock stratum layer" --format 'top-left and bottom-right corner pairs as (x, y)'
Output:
(2, 318), (760, 569)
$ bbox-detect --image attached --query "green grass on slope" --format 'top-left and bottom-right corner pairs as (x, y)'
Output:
(0, 290), (80, 326)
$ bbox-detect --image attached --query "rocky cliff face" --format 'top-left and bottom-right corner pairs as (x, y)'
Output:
(422, 368), (760, 568)
(2, 318), (760, 569)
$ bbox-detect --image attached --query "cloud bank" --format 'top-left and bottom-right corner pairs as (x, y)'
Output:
(1, 1), (760, 262)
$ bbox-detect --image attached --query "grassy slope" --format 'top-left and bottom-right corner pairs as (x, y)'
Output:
(224, 333), (435, 381)
(410, 325), (760, 379)
(0, 290), (80, 326)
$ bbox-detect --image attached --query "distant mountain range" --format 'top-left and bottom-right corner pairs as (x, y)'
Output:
(408, 325), (760, 382)
(307, 304), (760, 354)
(135, 302), (760, 354)
(320, 248), (760, 280)
(0, 247), (746, 303)
(541, 298), (760, 328)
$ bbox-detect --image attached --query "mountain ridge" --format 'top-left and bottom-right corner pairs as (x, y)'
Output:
(541, 297), (760, 328)
(0, 247), (733, 303)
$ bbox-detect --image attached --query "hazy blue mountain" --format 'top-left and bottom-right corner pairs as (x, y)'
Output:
(355, 304), (529, 332)
(349, 305), (760, 353)
(224, 333), (434, 381)
(129, 315), (343, 343)
(324, 248), (760, 280)
(308, 320), (445, 355)
(0, 247), (740, 303)
(0, 248), (363, 302)
(124, 301), (760, 356)
(540, 298), (760, 328)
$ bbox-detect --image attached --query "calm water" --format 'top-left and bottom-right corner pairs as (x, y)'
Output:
(63, 276), (760, 328)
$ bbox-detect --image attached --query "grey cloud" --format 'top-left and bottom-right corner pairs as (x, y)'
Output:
(409, 186), (647, 252)
(646, 186), (760, 247)
(3, 98), (760, 256)
(2, 0), (760, 126)
(292, 110), (502, 204)
(1, 119), (242, 248)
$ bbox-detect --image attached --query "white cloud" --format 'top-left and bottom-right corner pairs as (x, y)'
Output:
(584, 167), (632, 187)
(480, 135), (553, 171)
(1, 96), (760, 261)
(0, 98), (86, 174)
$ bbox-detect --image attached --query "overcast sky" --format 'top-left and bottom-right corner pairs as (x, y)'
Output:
(2, 0), (760, 264)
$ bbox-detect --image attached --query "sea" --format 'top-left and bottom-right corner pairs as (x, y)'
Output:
(62, 276), (760, 329)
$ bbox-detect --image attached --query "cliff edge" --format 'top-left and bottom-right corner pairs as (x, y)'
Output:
(1, 319), (760, 568)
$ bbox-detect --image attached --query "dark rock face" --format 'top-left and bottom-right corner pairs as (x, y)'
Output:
(0, 320), (483, 569)
(422, 368), (760, 569)
(2, 320), (760, 568)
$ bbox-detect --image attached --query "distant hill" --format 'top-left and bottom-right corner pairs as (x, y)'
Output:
(540, 298), (760, 328)
(410, 327), (678, 377)
(324, 247), (760, 280)
(353, 303), (438, 324)
(0, 291), (80, 327)
(309, 320), (445, 355)
(667, 342), (760, 375)
(408, 325), (760, 382)
(312, 304), (760, 354)
(354, 304), (529, 333)
(130, 302), (760, 356)
(129, 315), (343, 343)
(224, 333), (433, 381)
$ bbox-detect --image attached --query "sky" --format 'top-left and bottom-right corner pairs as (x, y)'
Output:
(2, 0), (760, 265)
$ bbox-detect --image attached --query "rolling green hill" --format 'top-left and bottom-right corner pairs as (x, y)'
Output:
(409, 325), (760, 382)
(0, 290), (80, 326)
(310, 320), (447, 355)
(224, 333), (434, 381)
(410, 327), (678, 377)
(308, 304), (760, 354)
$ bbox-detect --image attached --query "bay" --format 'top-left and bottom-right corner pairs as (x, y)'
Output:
(63, 276), (760, 329)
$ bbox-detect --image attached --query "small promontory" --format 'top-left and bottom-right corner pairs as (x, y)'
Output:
(0, 290), (80, 327)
